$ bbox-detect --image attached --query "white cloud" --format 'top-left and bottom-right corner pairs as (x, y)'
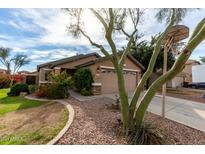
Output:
(1, 8), (205, 70)
(12, 47), (28, 53)
(28, 49), (78, 62)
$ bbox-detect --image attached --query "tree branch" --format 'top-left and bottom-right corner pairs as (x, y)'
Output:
(90, 9), (108, 30)
(129, 9), (176, 118)
(105, 8), (118, 60)
(119, 28), (138, 65)
(79, 29), (113, 61)
(188, 17), (205, 43)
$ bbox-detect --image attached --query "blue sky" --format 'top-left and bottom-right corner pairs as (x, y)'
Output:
(0, 9), (205, 72)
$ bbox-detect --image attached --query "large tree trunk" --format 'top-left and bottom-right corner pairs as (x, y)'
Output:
(114, 63), (130, 133)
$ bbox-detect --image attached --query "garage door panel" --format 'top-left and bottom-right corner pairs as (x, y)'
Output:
(100, 70), (137, 94)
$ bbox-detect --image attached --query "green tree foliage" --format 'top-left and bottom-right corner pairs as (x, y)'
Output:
(131, 39), (175, 73)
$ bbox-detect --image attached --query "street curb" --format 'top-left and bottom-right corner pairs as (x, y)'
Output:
(25, 96), (74, 145)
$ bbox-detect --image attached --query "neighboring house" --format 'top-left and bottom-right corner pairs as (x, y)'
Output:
(18, 71), (38, 85)
(167, 59), (201, 88)
(37, 52), (144, 95)
(0, 68), (7, 74)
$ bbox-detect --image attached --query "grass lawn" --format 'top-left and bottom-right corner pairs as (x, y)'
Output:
(0, 88), (44, 116)
(0, 88), (68, 145)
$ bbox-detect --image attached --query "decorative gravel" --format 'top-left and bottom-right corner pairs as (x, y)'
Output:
(145, 112), (205, 144)
(57, 97), (205, 145)
(57, 97), (126, 144)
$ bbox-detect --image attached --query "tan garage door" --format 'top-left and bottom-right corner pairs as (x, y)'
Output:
(100, 69), (137, 94)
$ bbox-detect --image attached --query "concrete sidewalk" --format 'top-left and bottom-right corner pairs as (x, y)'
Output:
(69, 90), (205, 132)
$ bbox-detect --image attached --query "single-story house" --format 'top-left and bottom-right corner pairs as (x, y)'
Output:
(0, 68), (7, 74)
(167, 59), (201, 88)
(37, 52), (144, 95)
(18, 71), (38, 85)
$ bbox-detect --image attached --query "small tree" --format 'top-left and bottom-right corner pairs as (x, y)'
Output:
(0, 47), (11, 74)
(65, 8), (205, 135)
(0, 47), (30, 86)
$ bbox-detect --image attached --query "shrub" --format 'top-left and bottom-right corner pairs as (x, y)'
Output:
(49, 71), (73, 88)
(80, 88), (92, 96)
(47, 83), (69, 99)
(8, 83), (29, 96)
(118, 120), (166, 145)
(29, 84), (38, 94)
(123, 123), (165, 145)
(0, 74), (10, 89)
(36, 84), (49, 98)
(73, 68), (93, 94)
(36, 71), (72, 99)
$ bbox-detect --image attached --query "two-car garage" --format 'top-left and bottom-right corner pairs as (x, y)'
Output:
(100, 66), (139, 94)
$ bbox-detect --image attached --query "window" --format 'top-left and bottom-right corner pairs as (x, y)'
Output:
(44, 70), (52, 81)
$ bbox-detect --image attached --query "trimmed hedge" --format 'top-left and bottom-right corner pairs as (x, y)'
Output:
(47, 83), (69, 99)
(73, 68), (93, 94)
(8, 83), (30, 96)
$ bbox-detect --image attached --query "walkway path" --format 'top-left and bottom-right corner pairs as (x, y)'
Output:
(70, 90), (205, 132)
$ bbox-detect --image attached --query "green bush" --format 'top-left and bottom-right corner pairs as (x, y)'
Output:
(36, 71), (72, 99)
(36, 84), (49, 98)
(8, 83), (29, 96)
(80, 88), (92, 96)
(47, 83), (69, 99)
(49, 71), (73, 88)
(29, 85), (38, 94)
(74, 68), (93, 94)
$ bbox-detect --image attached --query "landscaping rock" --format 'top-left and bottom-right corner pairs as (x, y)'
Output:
(20, 92), (28, 97)
(57, 97), (205, 145)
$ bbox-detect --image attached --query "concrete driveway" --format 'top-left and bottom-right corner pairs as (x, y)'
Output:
(69, 90), (205, 132)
